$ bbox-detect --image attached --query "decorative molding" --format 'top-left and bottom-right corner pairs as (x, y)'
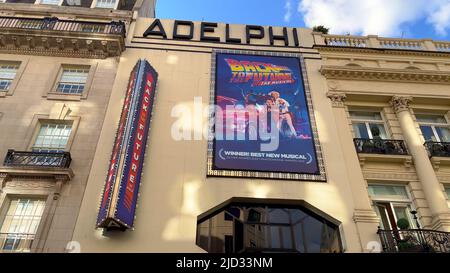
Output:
(357, 153), (413, 169)
(437, 174), (450, 182)
(430, 157), (450, 171)
(326, 91), (347, 108)
(430, 213), (450, 231)
(0, 172), (8, 192)
(390, 95), (413, 113)
(320, 65), (450, 84)
(0, 166), (74, 182)
(353, 209), (380, 224)
(315, 45), (450, 58)
(363, 171), (419, 181)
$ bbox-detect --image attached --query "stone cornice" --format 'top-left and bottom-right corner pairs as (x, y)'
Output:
(0, 28), (125, 59)
(320, 65), (450, 84)
(315, 45), (450, 58)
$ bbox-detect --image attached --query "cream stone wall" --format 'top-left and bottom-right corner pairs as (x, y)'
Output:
(321, 47), (450, 231)
(71, 18), (383, 253)
(0, 54), (118, 252)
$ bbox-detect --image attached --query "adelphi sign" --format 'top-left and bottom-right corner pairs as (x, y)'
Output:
(143, 19), (302, 47)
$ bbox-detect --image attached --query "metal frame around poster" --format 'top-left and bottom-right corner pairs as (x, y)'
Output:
(207, 49), (326, 182)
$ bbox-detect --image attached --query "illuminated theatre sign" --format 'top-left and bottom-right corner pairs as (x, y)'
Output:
(97, 59), (158, 230)
(207, 51), (326, 181)
(143, 19), (302, 47)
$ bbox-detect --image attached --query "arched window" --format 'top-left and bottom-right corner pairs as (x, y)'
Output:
(196, 197), (343, 253)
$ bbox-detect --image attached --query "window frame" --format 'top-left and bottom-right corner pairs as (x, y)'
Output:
(25, 115), (80, 152)
(91, 0), (119, 9)
(368, 184), (419, 230)
(0, 58), (28, 97)
(31, 122), (74, 152)
(196, 198), (344, 253)
(415, 113), (450, 143)
(45, 62), (97, 101)
(444, 185), (450, 208)
(0, 194), (51, 253)
(34, 0), (64, 6)
(349, 110), (390, 139)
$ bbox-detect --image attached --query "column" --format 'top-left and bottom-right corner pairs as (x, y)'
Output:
(390, 96), (450, 231)
(327, 92), (381, 252)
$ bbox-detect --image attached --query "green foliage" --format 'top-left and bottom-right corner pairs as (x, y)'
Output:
(313, 25), (330, 34)
(396, 218), (410, 230)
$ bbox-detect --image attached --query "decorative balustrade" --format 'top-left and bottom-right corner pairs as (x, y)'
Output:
(353, 138), (409, 155)
(3, 149), (72, 168)
(0, 16), (125, 36)
(324, 35), (368, 47)
(378, 228), (450, 253)
(315, 32), (450, 53)
(0, 16), (126, 58)
(435, 41), (450, 52)
(379, 38), (424, 50)
(424, 141), (450, 157)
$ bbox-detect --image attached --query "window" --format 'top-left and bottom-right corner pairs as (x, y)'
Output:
(56, 66), (89, 95)
(416, 114), (450, 143)
(95, 0), (117, 9)
(368, 184), (418, 230)
(38, 0), (61, 5)
(0, 198), (46, 252)
(0, 63), (19, 91)
(350, 111), (388, 139)
(33, 122), (72, 152)
(197, 198), (343, 253)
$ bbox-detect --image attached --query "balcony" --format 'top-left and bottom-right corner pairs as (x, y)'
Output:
(424, 141), (450, 157)
(4, 150), (71, 168)
(424, 141), (450, 170)
(0, 16), (126, 58)
(0, 233), (34, 253)
(353, 138), (411, 167)
(0, 150), (74, 184)
(313, 33), (450, 52)
(378, 228), (450, 253)
(353, 138), (408, 155)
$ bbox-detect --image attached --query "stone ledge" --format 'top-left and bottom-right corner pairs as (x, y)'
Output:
(357, 153), (413, 168)
(430, 156), (450, 171)
(0, 166), (74, 183)
(353, 209), (380, 223)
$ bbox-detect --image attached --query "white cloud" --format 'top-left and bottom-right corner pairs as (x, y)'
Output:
(284, 0), (293, 22)
(297, 0), (450, 37)
(428, 1), (450, 36)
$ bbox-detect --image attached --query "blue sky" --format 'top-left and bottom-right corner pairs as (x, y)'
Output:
(156, 0), (450, 41)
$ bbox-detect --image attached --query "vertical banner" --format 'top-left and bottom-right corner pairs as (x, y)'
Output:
(208, 52), (326, 181)
(97, 59), (158, 230)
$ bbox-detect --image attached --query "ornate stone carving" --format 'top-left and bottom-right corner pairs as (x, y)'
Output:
(390, 96), (413, 113)
(326, 91), (347, 108)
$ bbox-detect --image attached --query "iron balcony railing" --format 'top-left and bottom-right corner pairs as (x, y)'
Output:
(424, 141), (450, 157)
(353, 138), (409, 155)
(378, 228), (450, 253)
(0, 16), (125, 37)
(0, 233), (34, 253)
(4, 149), (72, 168)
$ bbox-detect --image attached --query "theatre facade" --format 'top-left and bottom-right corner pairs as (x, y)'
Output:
(68, 18), (450, 253)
